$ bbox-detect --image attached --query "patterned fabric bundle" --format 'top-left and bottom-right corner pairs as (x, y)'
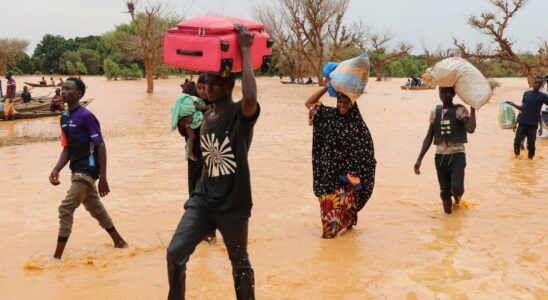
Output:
(323, 53), (370, 103)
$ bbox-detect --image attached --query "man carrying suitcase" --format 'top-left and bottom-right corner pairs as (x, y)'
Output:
(166, 24), (260, 300)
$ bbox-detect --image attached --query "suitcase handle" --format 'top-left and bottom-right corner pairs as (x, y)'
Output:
(176, 49), (203, 57)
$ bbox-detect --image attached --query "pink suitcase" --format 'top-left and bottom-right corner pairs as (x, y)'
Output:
(163, 16), (273, 76)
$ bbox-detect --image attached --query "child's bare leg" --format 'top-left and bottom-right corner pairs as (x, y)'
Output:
(185, 127), (197, 161)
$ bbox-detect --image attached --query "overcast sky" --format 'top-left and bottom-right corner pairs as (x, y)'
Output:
(1, 0), (546, 55)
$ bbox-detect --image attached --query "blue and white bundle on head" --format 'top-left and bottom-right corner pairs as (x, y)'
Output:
(323, 62), (340, 97)
(322, 53), (370, 103)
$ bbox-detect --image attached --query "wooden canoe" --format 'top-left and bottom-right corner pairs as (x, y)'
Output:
(12, 92), (53, 104)
(23, 81), (61, 88)
(400, 85), (435, 90)
(1, 99), (93, 120)
(280, 80), (317, 85)
(13, 98), (54, 112)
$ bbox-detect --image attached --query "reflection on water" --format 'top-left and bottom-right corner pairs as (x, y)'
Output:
(0, 76), (185, 146)
(0, 77), (546, 299)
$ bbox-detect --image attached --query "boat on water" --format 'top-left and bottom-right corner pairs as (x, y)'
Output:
(400, 85), (435, 90)
(1, 99), (93, 120)
(280, 80), (317, 85)
(13, 98), (55, 112)
(23, 81), (62, 88)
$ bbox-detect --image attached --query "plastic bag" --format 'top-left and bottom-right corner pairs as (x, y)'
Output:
(498, 102), (516, 129)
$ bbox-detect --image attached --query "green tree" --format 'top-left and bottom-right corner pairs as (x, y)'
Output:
(33, 34), (70, 73)
(66, 61), (76, 74)
(79, 49), (102, 74)
(59, 50), (82, 74)
(125, 1), (179, 93)
(13, 53), (34, 74)
(72, 36), (102, 51)
(75, 61), (88, 74)
(368, 31), (412, 81)
(103, 58), (121, 80)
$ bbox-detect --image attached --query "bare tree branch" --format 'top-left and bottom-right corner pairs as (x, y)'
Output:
(453, 0), (546, 86)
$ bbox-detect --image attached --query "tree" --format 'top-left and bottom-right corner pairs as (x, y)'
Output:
(422, 43), (457, 68)
(0, 38), (29, 74)
(33, 34), (70, 73)
(103, 58), (121, 80)
(367, 31), (412, 81)
(75, 62), (88, 75)
(59, 50), (82, 74)
(101, 23), (141, 65)
(453, 0), (548, 86)
(65, 61), (76, 74)
(14, 53), (34, 74)
(79, 49), (102, 75)
(125, 1), (179, 93)
(254, 0), (366, 86)
(252, 4), (310, 80)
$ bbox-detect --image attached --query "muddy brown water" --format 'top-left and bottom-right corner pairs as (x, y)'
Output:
(1, 76), (546, 299)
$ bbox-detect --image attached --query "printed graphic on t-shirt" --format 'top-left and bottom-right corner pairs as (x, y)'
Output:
(201, 132), (237, 177)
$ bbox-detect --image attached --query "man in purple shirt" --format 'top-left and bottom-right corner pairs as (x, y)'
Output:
(3, 72), (16, 120)
(49, 77), (127, 259)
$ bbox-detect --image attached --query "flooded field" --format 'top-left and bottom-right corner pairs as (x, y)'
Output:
(0, 76), (546, 299)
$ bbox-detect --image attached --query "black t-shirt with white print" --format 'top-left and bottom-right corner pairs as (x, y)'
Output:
(193, 100), (260, 212)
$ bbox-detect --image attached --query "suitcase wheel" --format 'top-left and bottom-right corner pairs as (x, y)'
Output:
(220, 59), (233, 77)
(220, 40), (230, 52)
(267, 38), (274, 48)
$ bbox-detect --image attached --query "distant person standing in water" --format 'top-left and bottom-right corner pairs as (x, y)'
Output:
(4, 72), (16, 120)
(49, 77), (127, 259)
(506, 76), (548, 159)
(414, 87), (476, 214)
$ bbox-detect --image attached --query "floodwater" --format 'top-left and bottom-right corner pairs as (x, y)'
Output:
(0, 76), (546, 299)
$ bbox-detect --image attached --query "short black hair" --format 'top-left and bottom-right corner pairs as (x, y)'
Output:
(182, 81), (198, 97)
(197, 73), (206, 84)
(534, 76), (543, 81)
(440, 86), (456, 93)
(66, 77), (86, 97)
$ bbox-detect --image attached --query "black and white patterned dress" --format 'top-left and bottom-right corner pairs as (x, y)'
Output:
(311, 102), (376, 237)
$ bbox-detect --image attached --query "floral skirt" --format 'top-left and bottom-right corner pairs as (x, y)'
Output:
(319, 187), (358, 238)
